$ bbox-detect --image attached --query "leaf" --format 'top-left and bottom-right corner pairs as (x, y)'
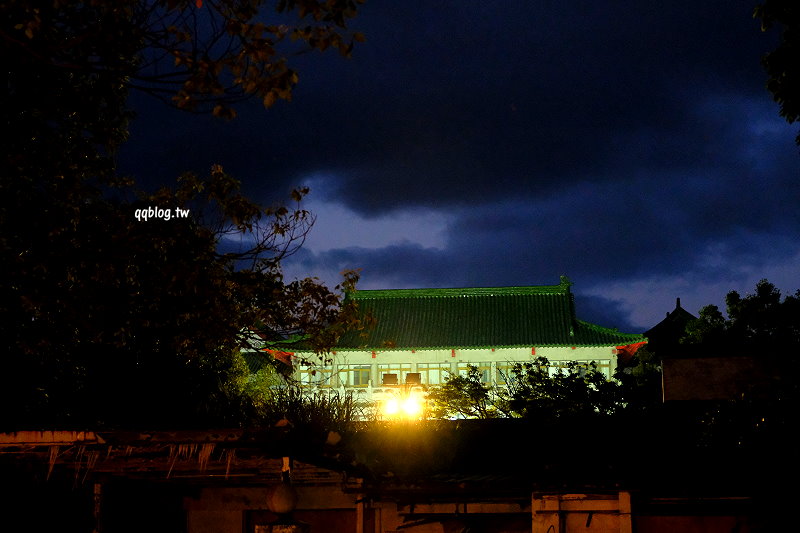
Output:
(212, 105), (237, 120)
(290, 188), (305, 202)
(263, 91), (277, 108)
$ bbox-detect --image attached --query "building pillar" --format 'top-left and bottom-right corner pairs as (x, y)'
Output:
(531, 494), (560, 533)
(618, 491), (632, 533)
(356, 495), (365, 533)
(92, 481), (102, 533)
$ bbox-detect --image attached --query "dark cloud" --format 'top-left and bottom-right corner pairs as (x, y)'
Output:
(314, 0), (783, 214)
(573, 294), (641, 334)
(120, 1), (785, 208)
(119, 0), (800, 329)
(289, 244), (453, 288)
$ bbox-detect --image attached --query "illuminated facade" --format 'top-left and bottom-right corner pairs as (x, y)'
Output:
(292, 277), (646, 409)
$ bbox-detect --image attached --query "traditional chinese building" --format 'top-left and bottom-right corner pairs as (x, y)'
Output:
(292, 277), (646, 407)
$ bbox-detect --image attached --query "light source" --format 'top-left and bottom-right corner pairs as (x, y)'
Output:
(381, 391), (424, 420)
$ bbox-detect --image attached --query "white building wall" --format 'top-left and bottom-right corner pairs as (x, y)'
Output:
(293, 346), (620, 406)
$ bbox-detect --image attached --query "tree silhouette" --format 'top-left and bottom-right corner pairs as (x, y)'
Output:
(683, 279), (800, 351)
(755, 0), (800, 144)
(0, 1), (366, 428)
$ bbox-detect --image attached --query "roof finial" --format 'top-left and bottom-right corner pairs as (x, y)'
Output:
(559, 275), (572, 288)
(676, 297), (681, 309)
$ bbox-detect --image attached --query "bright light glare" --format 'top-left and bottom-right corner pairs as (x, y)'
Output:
(383, 398), (400, 416)
(382, 394), (424, 419)
(402, 396), (423, 417)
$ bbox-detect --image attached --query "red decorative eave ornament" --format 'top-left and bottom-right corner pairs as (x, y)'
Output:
(615, 341), (647, 363)
(263, 348), (294, 366)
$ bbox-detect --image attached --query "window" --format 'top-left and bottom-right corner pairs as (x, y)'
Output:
(495, 362), (517, 385)
(458, 362), (491, 383)
(297, 366), (332, 388)
(378, 363), (412, 384)
(548, 363), (566, 378)
(339, 365), (371, 387)
(406, 372), (422, 385)
(549, 360), (612, 379)
(416, 363), (451, 385)
(594, 360), (612, 379)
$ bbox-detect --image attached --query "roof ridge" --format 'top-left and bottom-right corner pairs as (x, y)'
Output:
(576, 319), (645, 340)
(349, 284), (569, 299)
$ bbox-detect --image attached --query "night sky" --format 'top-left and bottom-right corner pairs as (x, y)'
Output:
(118, 0), (800, 333)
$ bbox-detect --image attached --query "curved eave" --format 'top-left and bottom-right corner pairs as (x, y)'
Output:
(311, 342), (642, 352)
(326, 323), (646, 352)
(574, 320), (648, 345)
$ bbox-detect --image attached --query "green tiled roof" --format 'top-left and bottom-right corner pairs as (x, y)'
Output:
(336, 278), (645, 350)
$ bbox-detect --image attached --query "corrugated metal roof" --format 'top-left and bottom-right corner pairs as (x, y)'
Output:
(335, 279), (645, 350)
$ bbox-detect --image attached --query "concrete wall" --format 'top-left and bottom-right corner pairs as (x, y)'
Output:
(662, 357), (764, 401)
(185, 485), (361, 533)
(185, 486), (758, 533)
(532, 493), (631, 533)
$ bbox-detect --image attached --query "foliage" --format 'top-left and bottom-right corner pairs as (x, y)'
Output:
(613, 347), (663, 413)
(243, 358), (364, 428)
(682, 279), (800, 350)
(679, 279), (800, 449)
(427, 358), (625, 421)
(249, 386), (367, 433)
(0, 164), (365, 428)
(681, 304), (727, 346)
(0, 0), (367, 428)
(2, 0), (365, 119)
(505, 357), (621, 420)
(695, 376), (800, 449)
(424, 282), (799, 450)
(754, 0), (800, 144)
(426, 366), (509, 419)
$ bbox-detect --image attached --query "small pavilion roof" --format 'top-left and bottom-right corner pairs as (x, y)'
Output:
(335, 277), (646, 350)
(644, 297), (697, 352)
